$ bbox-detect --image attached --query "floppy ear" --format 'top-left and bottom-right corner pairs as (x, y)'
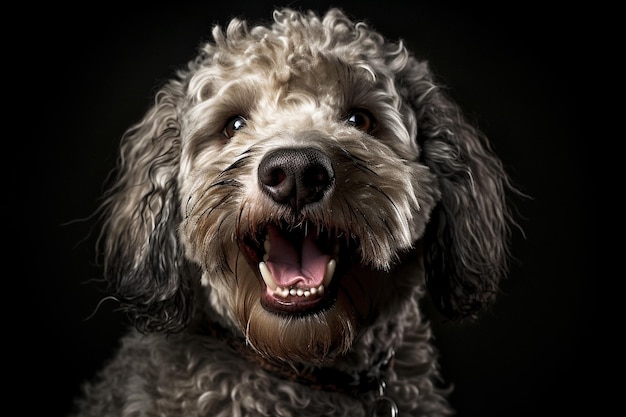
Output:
(399, 57), (513, 320)
(97, 79), (194, 333)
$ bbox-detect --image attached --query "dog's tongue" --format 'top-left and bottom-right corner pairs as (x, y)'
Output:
(265, 225), (329, 288)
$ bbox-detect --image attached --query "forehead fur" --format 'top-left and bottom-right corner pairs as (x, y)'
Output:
(211, 9), (407, 71)
(185, 9), (410, 98)
(179, 8), (415, 151)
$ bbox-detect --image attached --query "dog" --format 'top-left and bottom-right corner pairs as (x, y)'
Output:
(69, 7), (514, 417)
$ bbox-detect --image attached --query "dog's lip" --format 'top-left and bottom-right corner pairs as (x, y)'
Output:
(240, 222), (347, 315)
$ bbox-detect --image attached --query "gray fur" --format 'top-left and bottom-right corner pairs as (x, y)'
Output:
(71, 8), (514, 416)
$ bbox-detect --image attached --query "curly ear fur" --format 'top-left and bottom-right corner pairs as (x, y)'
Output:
(399, 57), (513, 320)
(98, 82), (194, 333)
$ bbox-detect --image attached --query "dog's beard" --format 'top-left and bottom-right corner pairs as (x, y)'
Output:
(235, 270), (357, 365)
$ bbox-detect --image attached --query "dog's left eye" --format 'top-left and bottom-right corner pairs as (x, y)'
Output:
(346, 109), (376, 133)
(223, 116), (248, 138)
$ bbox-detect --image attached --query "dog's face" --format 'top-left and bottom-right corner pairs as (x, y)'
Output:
(177, 12), (439, 363)
(100, 8), (510, 369)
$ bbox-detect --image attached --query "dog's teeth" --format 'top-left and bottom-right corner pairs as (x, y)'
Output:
(323, 259), (336, 287)
(272, 284), (327, 298)
(259, 262), (277, 291)
(263, 253), (269, 261)
(264, 238), (271, 254)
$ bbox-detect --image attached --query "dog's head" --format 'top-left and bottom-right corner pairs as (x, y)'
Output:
(98, 8), (512, 366)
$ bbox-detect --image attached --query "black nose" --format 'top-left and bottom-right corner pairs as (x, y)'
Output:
(258, 147), (335, 211)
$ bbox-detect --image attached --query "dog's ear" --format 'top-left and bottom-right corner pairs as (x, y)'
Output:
(97, 80), (193, 333)
(399, 57), (512, 320)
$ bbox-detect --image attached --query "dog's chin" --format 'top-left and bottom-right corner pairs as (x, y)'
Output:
(235, 291), (358, 366)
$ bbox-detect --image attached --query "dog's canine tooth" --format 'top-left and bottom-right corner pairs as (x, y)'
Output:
(324, 259), (336, 287)
(259, 262), (277, 291)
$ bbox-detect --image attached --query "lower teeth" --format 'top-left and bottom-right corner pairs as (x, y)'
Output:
(275, 284), (325, 298)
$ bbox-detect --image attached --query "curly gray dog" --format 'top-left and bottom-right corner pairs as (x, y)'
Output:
(70, 7), (514, 417)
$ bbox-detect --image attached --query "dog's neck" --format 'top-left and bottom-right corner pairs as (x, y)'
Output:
(198, 317), (395, 397)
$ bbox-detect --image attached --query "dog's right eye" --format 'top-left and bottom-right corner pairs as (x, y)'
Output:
(223, 116), (248, 138)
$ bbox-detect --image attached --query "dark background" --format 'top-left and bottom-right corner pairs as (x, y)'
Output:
(16, 1), (597, 416)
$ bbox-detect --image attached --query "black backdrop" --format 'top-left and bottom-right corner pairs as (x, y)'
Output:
(17, 1), (596, 416)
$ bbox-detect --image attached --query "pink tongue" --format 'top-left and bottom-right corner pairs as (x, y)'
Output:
(265, 225), (329, 288)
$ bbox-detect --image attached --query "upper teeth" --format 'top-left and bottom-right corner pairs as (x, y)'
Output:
(258, 233), (337, 298)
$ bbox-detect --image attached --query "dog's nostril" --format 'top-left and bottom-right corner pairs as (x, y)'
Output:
(264, 168), (287, 187)
(302, 164), (332, 190)
(258, 147), (334, 211)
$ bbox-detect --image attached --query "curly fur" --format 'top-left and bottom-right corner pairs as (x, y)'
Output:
(70, 8), (514, 417)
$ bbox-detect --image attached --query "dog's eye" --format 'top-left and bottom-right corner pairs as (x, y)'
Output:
(223, 115), (248, 138)
(346, 109), (375, 133)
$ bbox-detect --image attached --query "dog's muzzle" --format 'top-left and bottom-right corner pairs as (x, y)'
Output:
(241, 147), (347, 315)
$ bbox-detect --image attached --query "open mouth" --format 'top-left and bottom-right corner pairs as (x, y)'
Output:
(241, 221), (348, 315)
